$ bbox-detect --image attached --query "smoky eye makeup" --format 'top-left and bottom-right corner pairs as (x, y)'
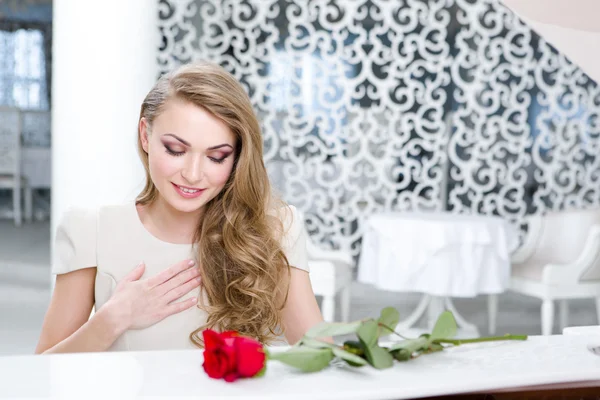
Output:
(164, 145), (185, 157)
(160, 134), (235, 162)
(209, 151), (233, 164)
(161, 134), (188, 157)
(162, 140), (186, 156)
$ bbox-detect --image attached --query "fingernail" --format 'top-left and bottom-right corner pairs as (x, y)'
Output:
(188, 260), (195, 266)
(196, 277), (201, 282)
(138, 262), (145, 267)
(191, 297), (197, 303)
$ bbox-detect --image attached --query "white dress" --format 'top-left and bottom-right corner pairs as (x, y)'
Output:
(52, 202), (309, 351)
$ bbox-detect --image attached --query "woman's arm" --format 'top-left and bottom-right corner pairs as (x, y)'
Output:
(36, 259), (202, 354)
(280, 268), (329, 345)
(35, 267), (126, 354)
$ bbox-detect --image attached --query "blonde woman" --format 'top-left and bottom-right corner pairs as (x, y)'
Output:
(35, 61), (324, 353)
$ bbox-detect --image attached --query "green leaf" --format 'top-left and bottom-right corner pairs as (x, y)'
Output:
(300, 338), (336, 349)
(331, 347), (368, 367)
(388, 337), (430, 353)
(255, 361), (267, 377)
(391, 348), (412, 361)
(269, 347), (334, 373)
(296, 338), (367, 368)
(423, 343), (444, 354)
(377, 307), (400, 338)
(388, 337), (431, 362)
(342, 340), (365, 357)
(356, 320), (379, 348)
(305, 320), (362, 338)
(363, 344), (394, 369)
(430, 311), (457, 340)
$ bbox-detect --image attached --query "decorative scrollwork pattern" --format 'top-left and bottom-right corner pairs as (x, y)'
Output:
(159, 0), (600, 255)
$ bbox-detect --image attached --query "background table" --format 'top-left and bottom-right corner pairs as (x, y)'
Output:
(357, 211), (519, 335)
(1, 335), (599, 399)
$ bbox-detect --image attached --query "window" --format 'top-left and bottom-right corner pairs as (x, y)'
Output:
(0, 28), (48, 110)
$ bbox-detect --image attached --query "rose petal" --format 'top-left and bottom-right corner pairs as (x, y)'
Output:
(224, 372), (239, 382)
(202, 329), (223, 350)
(203, 350), (227, 379)
(221, 343), (237, 376)
(220, 331), (239, 339)
(234, 336), (266, 378)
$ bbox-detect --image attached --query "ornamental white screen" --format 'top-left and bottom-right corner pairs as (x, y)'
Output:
(158, 0), (600, 255)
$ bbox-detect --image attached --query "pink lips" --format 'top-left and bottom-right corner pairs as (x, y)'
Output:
(172, 182), (205, 199)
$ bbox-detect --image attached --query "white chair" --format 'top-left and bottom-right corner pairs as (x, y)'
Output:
(0, 107), (32, 226)
(506, 208), (600, 335)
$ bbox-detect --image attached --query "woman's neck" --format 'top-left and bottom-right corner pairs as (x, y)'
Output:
(138, 198), (202, 245)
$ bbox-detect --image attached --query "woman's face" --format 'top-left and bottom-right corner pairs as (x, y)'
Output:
(140, 97), (237, 214)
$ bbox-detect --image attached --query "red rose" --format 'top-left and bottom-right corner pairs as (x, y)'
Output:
(202, 329), (266, 382)
(233, 335), (266, 377)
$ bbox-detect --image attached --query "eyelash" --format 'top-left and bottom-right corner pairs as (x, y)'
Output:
(211, 157), (227, 164)
(164, 146), (228, 164)
(165, 147), (184, 157)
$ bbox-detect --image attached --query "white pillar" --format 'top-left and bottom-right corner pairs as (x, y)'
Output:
(51, 0), (158, 285)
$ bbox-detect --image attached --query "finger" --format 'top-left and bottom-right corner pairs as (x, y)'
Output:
(163, 275), (201, 304)
(122, 262), (145, 283)
(163, 296), (198, 317)
(157, 265), (201, 296)
(146, 259), (195, 288)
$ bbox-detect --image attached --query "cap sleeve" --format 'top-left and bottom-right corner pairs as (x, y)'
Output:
(52, 207), (98, 274)
(279, 205), (309, 273)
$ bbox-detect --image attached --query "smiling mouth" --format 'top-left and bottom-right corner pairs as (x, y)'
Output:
(172, 183), (205, 194)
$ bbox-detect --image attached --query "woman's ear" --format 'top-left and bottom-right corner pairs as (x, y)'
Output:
(139, 118), (150, 153)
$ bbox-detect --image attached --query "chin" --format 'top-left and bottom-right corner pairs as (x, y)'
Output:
(157, 186), (210, 214)
(168, 198), (207, 214)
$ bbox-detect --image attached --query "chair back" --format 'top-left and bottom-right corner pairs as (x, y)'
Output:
(0, 107), (21, 175)
(536, 208), (600, 280)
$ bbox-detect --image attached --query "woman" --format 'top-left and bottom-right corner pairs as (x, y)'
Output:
(35, 61), (324, 353)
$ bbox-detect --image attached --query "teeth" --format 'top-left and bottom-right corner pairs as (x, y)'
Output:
(179, 186), (199, 194)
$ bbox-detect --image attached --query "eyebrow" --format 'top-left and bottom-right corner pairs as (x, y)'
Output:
(163, 134), (233, 150)
(164, 134), (190, 146)
(207, 144), (234, 151)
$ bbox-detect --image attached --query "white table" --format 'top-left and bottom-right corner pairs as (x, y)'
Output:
(1, 335), (599, 399)
(564, 325), (600, 336)
(358, 211), (519, 335)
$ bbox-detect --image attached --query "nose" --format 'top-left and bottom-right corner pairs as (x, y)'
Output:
(181, 155), (204, 185)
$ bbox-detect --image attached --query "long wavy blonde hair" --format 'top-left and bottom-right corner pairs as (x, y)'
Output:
(136, 60), (291, 345)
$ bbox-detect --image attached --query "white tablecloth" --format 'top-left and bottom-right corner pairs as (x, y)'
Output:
(1, 335), (599, 399)
(358, 212), (519, 297)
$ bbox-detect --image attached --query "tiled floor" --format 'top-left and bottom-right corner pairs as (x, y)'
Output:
(0, 219), (598, 356)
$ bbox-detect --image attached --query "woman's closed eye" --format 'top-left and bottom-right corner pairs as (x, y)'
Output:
(165, 144), (231, 164)
(208, 150), (232, 164)
(209, 155), (229, 164)
(165, 145), (185, 157)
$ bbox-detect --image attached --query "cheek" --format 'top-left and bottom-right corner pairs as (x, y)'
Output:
(207, 163), (235, 187)
(148, 151), (180, 180)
